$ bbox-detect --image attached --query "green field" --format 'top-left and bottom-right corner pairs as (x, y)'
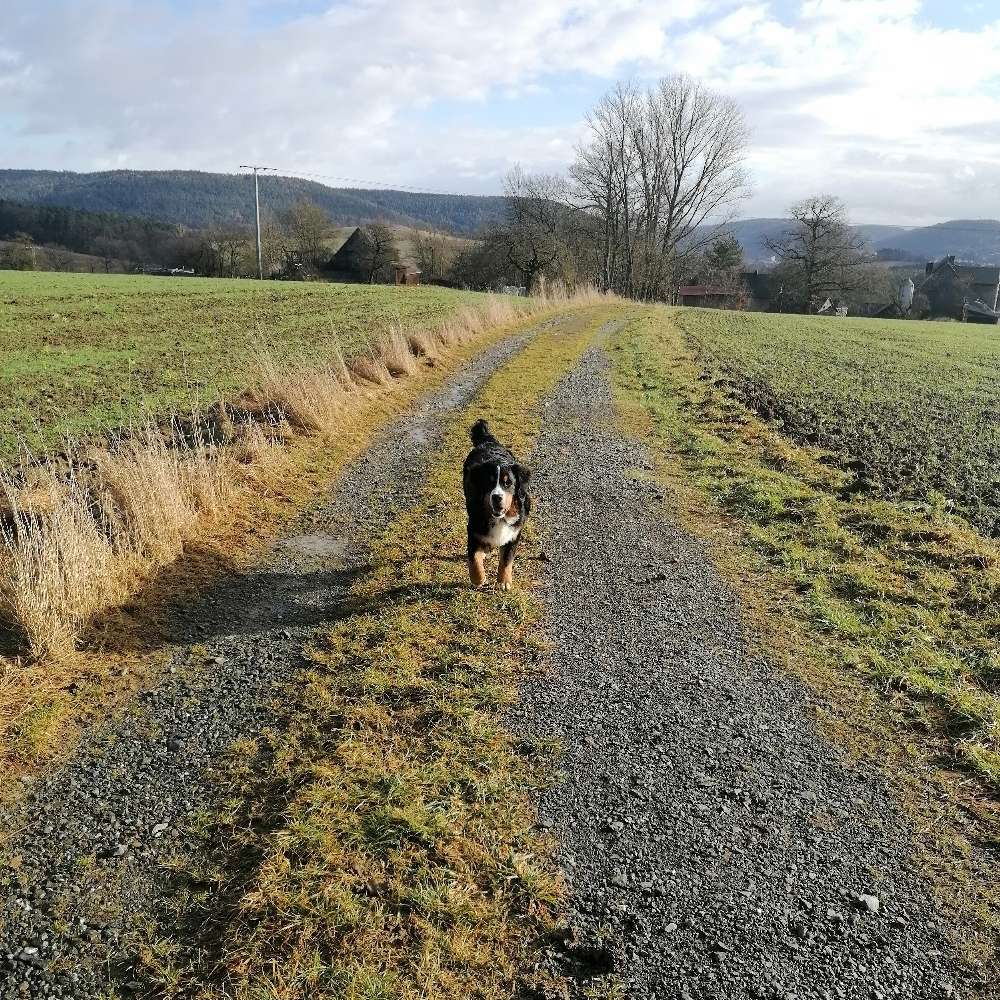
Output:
(674, 308), (1000, 535)
(0, 271), (479, 458)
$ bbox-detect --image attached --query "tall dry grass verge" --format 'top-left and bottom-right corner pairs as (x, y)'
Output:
(376, 328), (419, 377)
(0, 428), (236, 660)
(0, 289), (596, 665)
(251, 344), (354, 434)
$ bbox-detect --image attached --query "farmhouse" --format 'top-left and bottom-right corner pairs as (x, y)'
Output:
(678, 284), (736, 307)
(324, 226), (372, 282)
(921, 255), (1000, 322)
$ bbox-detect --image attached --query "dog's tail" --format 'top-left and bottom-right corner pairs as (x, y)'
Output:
(470, 418), (492, 446)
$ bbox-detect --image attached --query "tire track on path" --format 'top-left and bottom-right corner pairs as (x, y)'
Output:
(0, 316), (569, 1000)
(516, 344), (980, 1000)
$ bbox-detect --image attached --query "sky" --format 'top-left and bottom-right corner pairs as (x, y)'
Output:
(1, 0), (999, 225)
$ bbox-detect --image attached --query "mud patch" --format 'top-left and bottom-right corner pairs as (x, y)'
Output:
(279, 533), (350, 559)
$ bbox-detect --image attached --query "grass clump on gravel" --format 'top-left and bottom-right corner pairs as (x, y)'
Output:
(131, 306), (614, 998)
(610, 307), (1000, 961)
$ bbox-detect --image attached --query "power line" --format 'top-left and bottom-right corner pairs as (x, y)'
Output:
(238, 165), (277, 279)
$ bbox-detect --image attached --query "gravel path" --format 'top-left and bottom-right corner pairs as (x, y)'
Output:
(515, 345), (986, 1000)
(0, 324), (548, 1000)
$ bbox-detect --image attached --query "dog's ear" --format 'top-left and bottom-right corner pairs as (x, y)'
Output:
(513, 463), (531, 487)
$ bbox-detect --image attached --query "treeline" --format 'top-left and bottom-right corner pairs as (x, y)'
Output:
(450, 76), (917, 316)
(0, 169), (507, 236)
(0, 199), (197, 273)
(451, 76), (753, 300)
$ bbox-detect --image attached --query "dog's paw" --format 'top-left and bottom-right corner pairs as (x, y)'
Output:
(497, 580), (512, 592)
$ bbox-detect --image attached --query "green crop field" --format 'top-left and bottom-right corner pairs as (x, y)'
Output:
(674, 308), (1000, 535)
(0, 271), (479, 459)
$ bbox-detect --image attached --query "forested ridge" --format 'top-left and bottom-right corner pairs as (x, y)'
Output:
(0, 169), (507, 236)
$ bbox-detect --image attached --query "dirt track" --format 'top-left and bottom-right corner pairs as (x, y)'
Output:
(0, 313), (988, 999)
(514, 342), (986, 999)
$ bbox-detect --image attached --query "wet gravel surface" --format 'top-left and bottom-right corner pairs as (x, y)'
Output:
(0, 328), (539, 999)
(514, 346), (983, 1000)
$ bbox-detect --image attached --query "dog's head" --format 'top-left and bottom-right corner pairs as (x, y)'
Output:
(471, 462), (530, 518)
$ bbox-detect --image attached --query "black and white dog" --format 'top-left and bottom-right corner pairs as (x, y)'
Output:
(462, 419), (531, 590)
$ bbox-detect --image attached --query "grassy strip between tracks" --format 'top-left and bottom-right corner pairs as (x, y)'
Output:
(610, 307), (1000, 973)
(130, 305), (619, 999)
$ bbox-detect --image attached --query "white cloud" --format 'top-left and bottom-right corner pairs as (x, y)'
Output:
(667, 1), (1000, 222)
(1, 0), (999, 223)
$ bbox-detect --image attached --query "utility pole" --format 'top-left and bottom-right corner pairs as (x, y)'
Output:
(239, 165), (275, 279)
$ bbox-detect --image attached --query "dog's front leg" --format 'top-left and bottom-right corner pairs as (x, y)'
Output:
(468, 535), (487, 587)
(497, 537), (519, 590)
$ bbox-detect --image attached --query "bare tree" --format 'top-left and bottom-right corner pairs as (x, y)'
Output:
(764, 196), (868, 313)
(91, 235), (119, 274)
(46, 247), (77, 272)
(283, 200), (332, 268)
(570, 74), (750, 300)
(570, 83), (641, 294)
(457, 74), (749, 299)
(361, 223), (396, 283)
(495, 167), (578, 292)
(215, 226), (253, 277)
(412, 231), (458, 283)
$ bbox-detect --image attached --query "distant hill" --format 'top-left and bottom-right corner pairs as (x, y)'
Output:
(720, 217), (1000, 265)
(6, 169), (1000, 264)
(715, 218), (910, 262)
(870, 220), (1000, 265)
(0, 169), (507, 236)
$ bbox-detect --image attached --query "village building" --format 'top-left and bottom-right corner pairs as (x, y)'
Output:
(921, 255), (1000, 323)
(323, 226), (372, 282)
(323, 225), (421, 285)
(678, 284), (730, 307)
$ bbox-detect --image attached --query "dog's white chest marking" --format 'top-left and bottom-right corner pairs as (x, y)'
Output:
(484, 516), (520, 548)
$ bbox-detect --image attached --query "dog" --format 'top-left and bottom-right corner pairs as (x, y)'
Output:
(462, 419), (531, 590)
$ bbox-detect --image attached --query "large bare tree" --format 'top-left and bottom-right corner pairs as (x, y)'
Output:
(764, 196), (868, 313)
(361, 223), (396, 283)
(570, 75), (750, 299)
(496, 167), (575, 292)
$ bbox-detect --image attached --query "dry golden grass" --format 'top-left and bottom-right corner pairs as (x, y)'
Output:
(251, 345), (354, 434)
(403, 327), (439, 360)
(376, 328), (419, 377)
(0, 429), (235, 661)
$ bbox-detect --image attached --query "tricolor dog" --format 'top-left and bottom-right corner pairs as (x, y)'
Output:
(462, 419), (531, 590)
